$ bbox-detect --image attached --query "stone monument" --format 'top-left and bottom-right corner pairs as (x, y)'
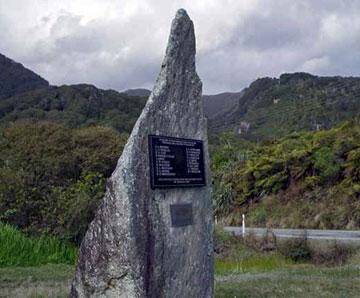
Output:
(70, 9), (214, 298)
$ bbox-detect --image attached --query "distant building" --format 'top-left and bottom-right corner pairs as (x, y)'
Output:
(273, 98), (280, 104)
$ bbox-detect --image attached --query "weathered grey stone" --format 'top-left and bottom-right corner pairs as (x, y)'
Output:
(70, 9), (214, 298)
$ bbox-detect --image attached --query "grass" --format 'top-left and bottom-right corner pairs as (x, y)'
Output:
(215, 265), (360, 298)
(214, 227), (360, 297)
(1, 257), (358, 298)
(216, 254), (292, 275)
(214, 228), (294, 275)
(0, 264), (75, 283)
(0, 223), (78, 266)
(0, 225), (359, 297)
(0, 264), (74, 298)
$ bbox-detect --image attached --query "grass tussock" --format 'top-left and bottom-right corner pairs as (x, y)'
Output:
(0, 223), (78, 267)
(311, 242), (354, 266)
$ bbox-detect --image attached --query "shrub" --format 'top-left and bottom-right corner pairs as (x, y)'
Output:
(313, 146), (341, 182)
(279, 233), (312, 262)
(243, 231), (261, 250)
(249, 206), (268, 226)
(312, 242), (353, 266)
(213, 226), (242, 257)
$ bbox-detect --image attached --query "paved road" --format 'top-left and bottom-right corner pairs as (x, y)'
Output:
(223, 226), (360, 241)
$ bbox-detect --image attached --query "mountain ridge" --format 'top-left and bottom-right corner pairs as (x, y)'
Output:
(3, 52), (360, 142)
(202, 91), (243, 120)
(0, 83), (146, 134)
(209, 72), (360, 140)
(0, 52), (242, 121)
(0, 53), (49, 100)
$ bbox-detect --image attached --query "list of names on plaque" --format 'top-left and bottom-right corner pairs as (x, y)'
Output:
(148, 135), (206, 188)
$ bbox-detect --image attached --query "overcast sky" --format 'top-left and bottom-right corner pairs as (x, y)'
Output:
(1, 0), (360, 94)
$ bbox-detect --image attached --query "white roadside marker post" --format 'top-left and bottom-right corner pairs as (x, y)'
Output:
(242, 214), (246, 237)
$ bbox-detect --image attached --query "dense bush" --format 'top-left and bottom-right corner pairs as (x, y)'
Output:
(0, 121), (127, 243)
(212, 119), (360, 228)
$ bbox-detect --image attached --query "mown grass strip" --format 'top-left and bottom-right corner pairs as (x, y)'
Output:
(215, 265), (360, 298)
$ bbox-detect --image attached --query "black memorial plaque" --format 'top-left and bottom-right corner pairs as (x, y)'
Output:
(148, 135), (206, 189)
(170, 203), (193, 227)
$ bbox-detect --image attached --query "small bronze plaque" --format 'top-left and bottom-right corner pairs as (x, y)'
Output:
(170, 204), (193, 227)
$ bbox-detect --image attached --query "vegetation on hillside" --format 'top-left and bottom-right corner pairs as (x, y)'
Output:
(0, 64), (148, 243)
(0, 84), (146, 133)
(0, 121), (127, 243)
(212, 117), (360, 228)
(0, 73), (148, 244)
(210, 72), (360, 140)
(2, 106), (360, 241)
(1, 68), (360, 243)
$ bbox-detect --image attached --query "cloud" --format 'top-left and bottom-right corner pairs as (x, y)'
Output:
(301, 56), (331, 74)
(1, 0), (360, 94)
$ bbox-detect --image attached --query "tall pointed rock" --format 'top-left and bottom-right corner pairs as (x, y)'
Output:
(70, 9), (214, 298)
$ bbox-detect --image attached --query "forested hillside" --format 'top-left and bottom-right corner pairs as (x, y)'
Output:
(0, 53), (147, 243)
(210, 72), (360, 140)
(1, 52), (360, 244)
(211, 117), (360, 229)
(0, 84), (146, 133)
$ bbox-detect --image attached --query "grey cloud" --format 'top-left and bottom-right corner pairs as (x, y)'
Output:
(23, 10), (163, 90)
(198, 0), (360, 93)
(236, 15), (306, 50)
(1, 0), (360, 94)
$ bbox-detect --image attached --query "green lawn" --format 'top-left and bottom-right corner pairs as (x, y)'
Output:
(215, 265), (360, 298)
(0, 264), (74, 298)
